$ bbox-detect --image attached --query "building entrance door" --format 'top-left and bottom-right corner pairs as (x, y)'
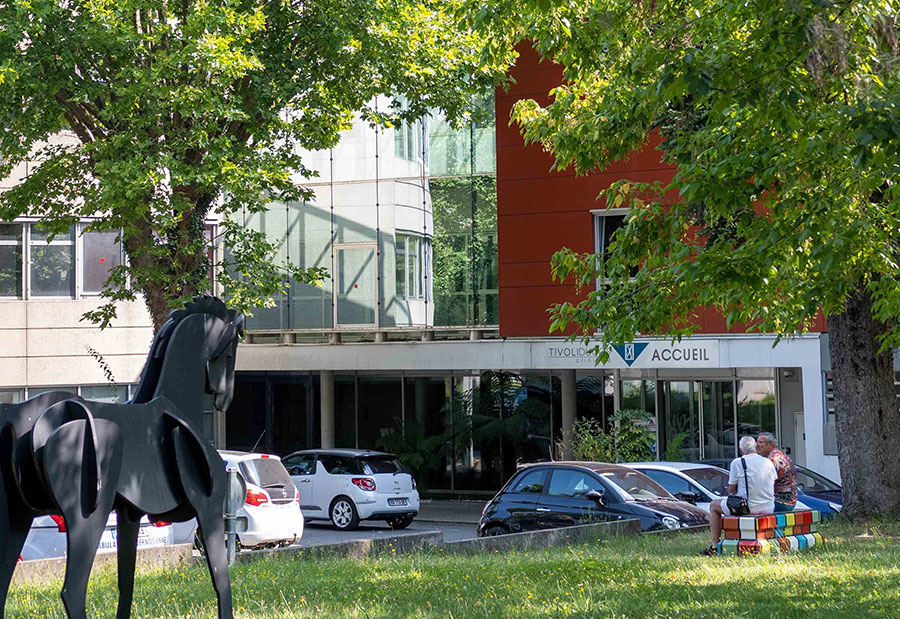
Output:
(334, 244), (377, 327)
(659, 380), (739, 461)
(701, 381), (736, 459)
(660, 381), (701, 461)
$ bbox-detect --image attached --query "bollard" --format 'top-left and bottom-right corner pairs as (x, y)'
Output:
(225, 465), (240, 564)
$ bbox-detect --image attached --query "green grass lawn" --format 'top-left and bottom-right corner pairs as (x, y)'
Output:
(8, 519), (900, 618)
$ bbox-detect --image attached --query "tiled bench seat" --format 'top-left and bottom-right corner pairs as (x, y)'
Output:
(717, 510), (824, 556)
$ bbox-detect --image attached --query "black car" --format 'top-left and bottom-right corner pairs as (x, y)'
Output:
(700, 459), (843, 506)
(477, 462), (709, 536)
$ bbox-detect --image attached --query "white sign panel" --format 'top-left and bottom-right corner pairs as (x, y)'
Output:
(536, 340), (719, 369)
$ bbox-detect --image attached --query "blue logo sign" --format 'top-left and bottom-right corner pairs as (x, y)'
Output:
(612, 342), (649, 366)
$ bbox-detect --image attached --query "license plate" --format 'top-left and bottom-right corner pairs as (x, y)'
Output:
(388, 498), (408, 506)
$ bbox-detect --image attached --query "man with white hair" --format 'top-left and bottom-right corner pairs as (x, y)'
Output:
(702, 435), (777, 556)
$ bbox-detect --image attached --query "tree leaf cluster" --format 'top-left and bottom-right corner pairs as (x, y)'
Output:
(464, 0), (900, 351)
(0, 0), (505, 328)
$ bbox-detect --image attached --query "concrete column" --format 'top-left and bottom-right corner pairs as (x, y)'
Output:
(561, 369), (577, 460)
(320, 370), (335, 448)
(415, 377), (428, 427)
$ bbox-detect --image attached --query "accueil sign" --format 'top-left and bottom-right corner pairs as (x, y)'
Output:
(541, 340), (719, 369)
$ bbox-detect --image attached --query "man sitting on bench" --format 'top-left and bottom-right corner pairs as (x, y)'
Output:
(702, 435), (776, 556)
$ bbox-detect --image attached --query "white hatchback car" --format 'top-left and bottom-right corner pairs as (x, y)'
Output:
(219, 451), (304, 549)
(282, 449), (419, 531)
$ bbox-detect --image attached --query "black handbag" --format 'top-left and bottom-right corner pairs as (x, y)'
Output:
(725, 456), (750, 516)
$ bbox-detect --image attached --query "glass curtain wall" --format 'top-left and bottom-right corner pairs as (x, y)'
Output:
(430, 94), (498, 326)
(240, 93), (498, 331)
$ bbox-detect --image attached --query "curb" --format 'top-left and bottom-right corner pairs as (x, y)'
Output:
(13, 543), (194, 586)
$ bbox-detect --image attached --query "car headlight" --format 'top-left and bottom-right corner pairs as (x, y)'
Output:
(662, 516), (680, 530)
(828, 501), (842, 512)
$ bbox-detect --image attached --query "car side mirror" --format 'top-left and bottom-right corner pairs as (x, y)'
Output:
(585, 490), (605, 506)
(675, 491), (699, 505)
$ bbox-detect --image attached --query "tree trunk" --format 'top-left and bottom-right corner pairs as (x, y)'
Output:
(828, 287), (900, 521)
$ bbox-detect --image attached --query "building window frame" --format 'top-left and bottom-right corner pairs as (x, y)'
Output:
(395, 232), (429, 300)
(0, 222), (24, 298)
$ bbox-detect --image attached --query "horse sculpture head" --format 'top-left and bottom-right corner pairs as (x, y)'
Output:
(132, 296), (244, 412)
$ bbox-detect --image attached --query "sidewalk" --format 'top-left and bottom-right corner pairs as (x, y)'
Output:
(416, 500), (488, 524)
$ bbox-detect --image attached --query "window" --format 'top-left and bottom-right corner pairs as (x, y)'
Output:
(641, 470), (693, 496)
(82, 230), (123, 294)
(80, 384), (124, 403)
(284, 455), (316, 476)
(599, 468), (671, 500)
(30, 226), (74, 296)
(393, 97), (422, 162)
(0, 223), (22, 297)
(594, 210), (627, 264)
(395, 234), (427, 300)
(548, 469), (604, 498)
(509, 469), (547, 494)
(683, 467), (730, 497)
(319, 455), (365, 475)
(0, 389), (24, 405)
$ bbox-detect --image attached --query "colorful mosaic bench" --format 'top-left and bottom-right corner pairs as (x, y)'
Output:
(717, 510), (824, 556)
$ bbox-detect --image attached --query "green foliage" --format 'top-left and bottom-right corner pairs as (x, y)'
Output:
(664, 432), (689, 462)
(571, 417), (607, 461)
(571, 409), (654, 463)
(464, 0), (900, 350)
(0, 0), (504, 328)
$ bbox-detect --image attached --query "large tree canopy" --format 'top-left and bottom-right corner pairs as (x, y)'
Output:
(466, 0), (900, 519)
(0, 0), (500, 329)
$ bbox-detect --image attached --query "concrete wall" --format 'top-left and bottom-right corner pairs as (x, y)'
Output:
(0, 298), (152, 389)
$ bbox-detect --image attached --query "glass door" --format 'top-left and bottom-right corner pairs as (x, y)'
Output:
(701, 381), (736, 459)
(334, 244), (377, 327)
(660, 381), (700, 461)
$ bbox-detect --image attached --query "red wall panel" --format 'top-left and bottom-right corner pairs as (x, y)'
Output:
(495, 44), (827, 337)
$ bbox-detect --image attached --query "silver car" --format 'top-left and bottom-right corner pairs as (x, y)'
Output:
(283, 449), (419, 531)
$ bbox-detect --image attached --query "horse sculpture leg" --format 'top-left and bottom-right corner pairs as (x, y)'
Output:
(0, 425), (32, 614)
(42, 419), (123, 619)
(171, 425), (233, 619)
(114, 505), (141, 619)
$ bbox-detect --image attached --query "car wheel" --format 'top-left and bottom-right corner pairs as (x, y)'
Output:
(386, 514), (415, 530)
(481, 524), (508, 538)
(330, 496), (360, 531)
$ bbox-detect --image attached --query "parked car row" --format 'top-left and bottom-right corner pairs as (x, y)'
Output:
(476, 459), (843, 537)
(21, 444), (841, 559)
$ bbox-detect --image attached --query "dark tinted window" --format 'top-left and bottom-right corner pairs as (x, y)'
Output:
(319, 455), (365, 475)
(239, 458), (295, 490)
(796, 468), (841, 492)
(548, 469), (604, 498)
(363, 456), (406, 474)
(642, 470), (694, 495)
(284, 455), (316, 475)
(509, 469), (547, 494)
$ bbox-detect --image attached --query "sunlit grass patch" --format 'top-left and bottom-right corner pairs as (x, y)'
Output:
(7, 519), (900, 617)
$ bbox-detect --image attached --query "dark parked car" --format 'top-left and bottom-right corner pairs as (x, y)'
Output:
(700, 458), (843, 517)
(477, 462), (708, 536)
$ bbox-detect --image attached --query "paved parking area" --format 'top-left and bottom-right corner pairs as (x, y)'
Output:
(294, 500), (485, 548)
(297, 519), (476, 547)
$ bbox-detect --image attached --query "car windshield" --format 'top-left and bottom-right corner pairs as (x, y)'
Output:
(599, 469), (672, 500)
(363, 456), (407, 474)
(239, 458), (294, 491)
(683, 467), (730, 496)
(796, 467), (841, 492)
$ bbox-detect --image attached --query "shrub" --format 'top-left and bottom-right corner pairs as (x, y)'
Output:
(571, 409), (654, 463)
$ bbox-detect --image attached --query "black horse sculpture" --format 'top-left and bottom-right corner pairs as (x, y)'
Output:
(0, 296), (243, 619)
